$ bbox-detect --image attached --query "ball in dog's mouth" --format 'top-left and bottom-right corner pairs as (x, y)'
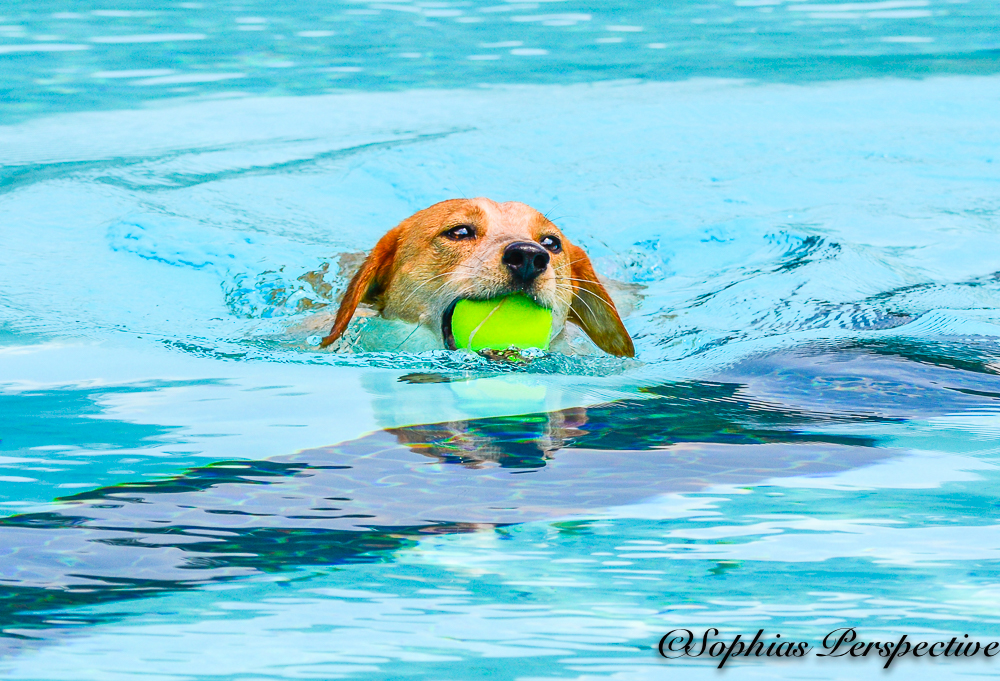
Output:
(442, 295), (553, 352)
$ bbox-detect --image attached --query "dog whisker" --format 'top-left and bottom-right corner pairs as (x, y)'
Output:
(560, 278), (617, 309)
(565, 285), (599, 320)
(392, 321), (424, 351)
(555, 282), (599, 318)
(396, 271), (456, 309)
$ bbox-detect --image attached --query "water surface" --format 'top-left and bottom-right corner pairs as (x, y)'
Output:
(1, 1), (1000, 679)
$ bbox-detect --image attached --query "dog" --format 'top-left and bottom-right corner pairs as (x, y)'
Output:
(319, 198), (635, 357)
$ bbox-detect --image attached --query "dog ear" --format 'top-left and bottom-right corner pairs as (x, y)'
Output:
(319, 227), (401, 348)
(566, 243), (635, 357)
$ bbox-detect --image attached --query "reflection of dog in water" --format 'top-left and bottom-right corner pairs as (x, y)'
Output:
(315, 198), (635, 356)
(0, 372), (896, 644)
(386, 379), (890, 481)
(390, 407), (590, 469)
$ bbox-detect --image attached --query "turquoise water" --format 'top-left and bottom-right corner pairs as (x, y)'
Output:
(2, 1), (1000, 678)
(3, 0), (999, 121)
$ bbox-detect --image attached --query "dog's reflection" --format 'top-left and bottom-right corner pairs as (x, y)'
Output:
(386, 374), (891, 471)
(0, 373), (902, 646)
(389, 407), (589, 469)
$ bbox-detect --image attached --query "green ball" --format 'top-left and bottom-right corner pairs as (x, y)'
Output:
(449, 294), (553, 352)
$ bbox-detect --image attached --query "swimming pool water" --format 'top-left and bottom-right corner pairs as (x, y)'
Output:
(2, 1), (1000, 679)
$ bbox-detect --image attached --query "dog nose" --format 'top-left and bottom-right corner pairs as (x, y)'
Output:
(502, 241), (550, 283)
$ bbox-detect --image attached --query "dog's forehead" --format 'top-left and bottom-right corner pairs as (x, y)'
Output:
(474, 199), (550, 236)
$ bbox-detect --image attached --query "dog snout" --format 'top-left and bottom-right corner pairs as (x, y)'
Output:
(502, 241), (550, 284)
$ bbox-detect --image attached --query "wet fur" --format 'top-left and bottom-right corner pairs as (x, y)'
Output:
(320, 198), (634, 357)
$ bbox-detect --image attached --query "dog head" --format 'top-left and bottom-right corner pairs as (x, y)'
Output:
(319, 198), (634, 357)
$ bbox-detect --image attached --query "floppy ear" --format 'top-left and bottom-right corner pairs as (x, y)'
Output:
(566, 243), (635, 357)
(319, 227), (400, 348)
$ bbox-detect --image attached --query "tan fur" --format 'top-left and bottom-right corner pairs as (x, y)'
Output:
(320, 198), (634, 357)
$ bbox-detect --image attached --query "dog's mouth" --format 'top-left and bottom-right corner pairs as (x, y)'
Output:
(441, 299), (460, 351)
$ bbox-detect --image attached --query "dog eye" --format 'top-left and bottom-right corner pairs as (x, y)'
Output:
(540, 235), (562, 253)
(442, 225), (476, 240)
